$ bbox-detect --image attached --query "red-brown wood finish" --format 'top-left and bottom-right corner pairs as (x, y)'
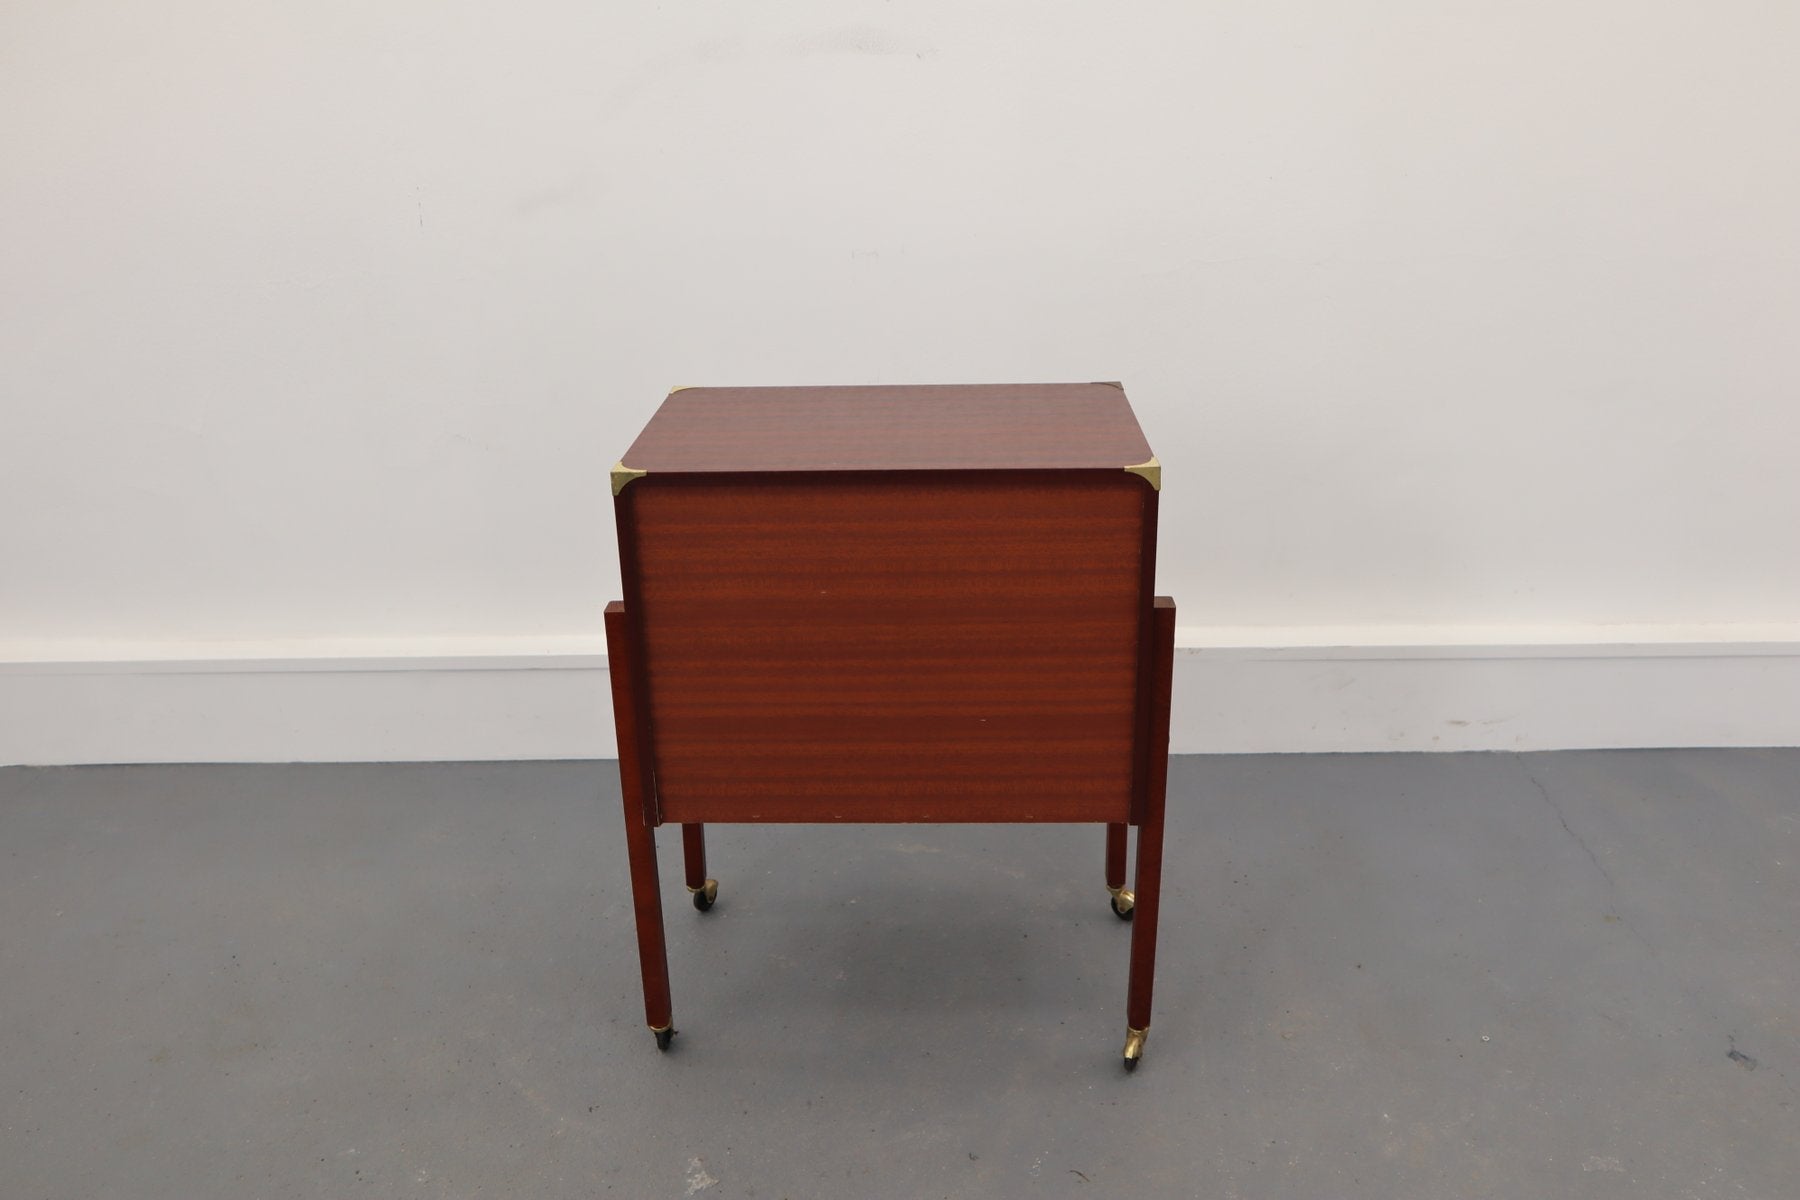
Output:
(1106, 822), (1129, 892)
(1127, 455), (1162, 826)
(620, 473), (1149, 823)
(603, 602), (672, 1031)
(621, 383), (1152, 475)
(607, 382), (1172, 1063)
(1126, 597), (1177, 1032)
(680, 824), (708, 892)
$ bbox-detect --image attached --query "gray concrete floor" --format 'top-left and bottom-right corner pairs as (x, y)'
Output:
(1, 752), (1796, 1199)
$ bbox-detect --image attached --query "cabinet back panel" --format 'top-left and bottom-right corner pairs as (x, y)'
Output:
(622, 474), (1147, 823)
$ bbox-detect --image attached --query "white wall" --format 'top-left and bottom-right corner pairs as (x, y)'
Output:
(4, 3), (1800, 762)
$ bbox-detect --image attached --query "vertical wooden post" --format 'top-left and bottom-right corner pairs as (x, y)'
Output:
(681, 824), (717, 910)
(1126, 597), (1177, 1038)
(681, 825), (709, 891)
(1105, 823), (1129, 892)
(604, 602), (672, 1036)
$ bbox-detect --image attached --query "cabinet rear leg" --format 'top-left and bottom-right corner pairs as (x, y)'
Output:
(682, 824), (718, 912)
(1123, 596), (1176, 1072)
(1105, 822), (1134, 919)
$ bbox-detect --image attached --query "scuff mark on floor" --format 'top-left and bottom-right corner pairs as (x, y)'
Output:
(685, 1155), (718, 1194)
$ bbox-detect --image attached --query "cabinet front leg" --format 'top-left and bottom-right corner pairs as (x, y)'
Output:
(624, 812), (673, 1044)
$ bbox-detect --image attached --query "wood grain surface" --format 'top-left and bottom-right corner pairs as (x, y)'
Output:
(1127, 596), (1177, 1030)
(620, 383), (1152, 474)
(621, 473), (1150, 822)
(602, 602), (671, 1028)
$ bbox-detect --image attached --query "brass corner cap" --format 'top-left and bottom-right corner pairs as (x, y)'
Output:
(1124, 455), (1161, 490)
(667, 384), (696, 393)
(611, 460), (647, 495)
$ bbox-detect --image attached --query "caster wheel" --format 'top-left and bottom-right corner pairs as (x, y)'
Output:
(1123, 1055), (1139, 1072)
(1108, 887), (1135, 920)
(690, 878), (719, 912)
(653, 1027), (675, 1052)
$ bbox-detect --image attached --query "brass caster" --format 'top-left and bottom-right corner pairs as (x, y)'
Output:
(1122, 1026), (1148, 1072)
(1107, 884), (1136, 920)
(689, 878), (719, 912)
(653, 1024), (675, 1052)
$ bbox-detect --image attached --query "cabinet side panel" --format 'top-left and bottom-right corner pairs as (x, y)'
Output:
(628, 475), (1144, 822)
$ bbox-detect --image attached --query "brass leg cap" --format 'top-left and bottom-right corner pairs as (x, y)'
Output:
(1122, 1026), (1148, 1071)
(652, 1024), (675, 1052)
(1107, 885), (1136, 920)
(689, 878), (719, 911)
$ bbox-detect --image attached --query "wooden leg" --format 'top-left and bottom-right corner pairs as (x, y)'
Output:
(682, 824), (718, 912)
(605, 602), (674, 1048)
(622, 799), (674, 1039)
(1105, 823), (1134, 919)
(1123, 795), (1166, 1060)
(1124, 596), (1177, 1070)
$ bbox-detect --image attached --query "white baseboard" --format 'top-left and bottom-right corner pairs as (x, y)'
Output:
(4, 626), (1799, 765)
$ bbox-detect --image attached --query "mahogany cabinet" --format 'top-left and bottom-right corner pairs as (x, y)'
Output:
(605, 382), (1175, 1069)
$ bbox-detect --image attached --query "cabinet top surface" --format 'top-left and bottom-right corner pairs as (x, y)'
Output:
(618, 382), (1153, 475)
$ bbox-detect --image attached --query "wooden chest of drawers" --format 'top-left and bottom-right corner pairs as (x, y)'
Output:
(605, 382), (1175, 1069)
